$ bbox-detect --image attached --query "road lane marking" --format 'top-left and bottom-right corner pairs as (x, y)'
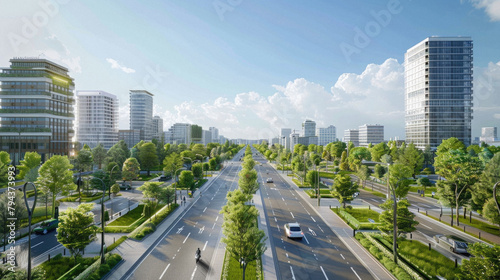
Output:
(370, 198), (378, 202)
(31, 241), (44, 248)
(272, 210), (275, 215)
(421, 223), (433, 229)
(183, 232), (191, 243)
(215, 216), (219, 222)
(190, 266), (197, 280)
(351, 267), (362, 280)
(159, 263), (170, 279)
(199, 226), (205, 234)
(277, 225), (280, 232)
(311, 216), (316, 222)
(290, 212), (294, 218)
(203, 207), (207, 213)
(282, 197), (285, 201)
(308, 228), (317, 236)
(320, 266), (329, 280)
(303, 235), (310, 245)
(286, 253), (289, 258)
(290, 266), (296, 280)
(177, 226), (184, 234)
(318, 225), (324, 233)
(340, 253), (346, 260)
(203, 240), (208, 251)
(212, 223), (216, 229)
(274, 217), (277, 222)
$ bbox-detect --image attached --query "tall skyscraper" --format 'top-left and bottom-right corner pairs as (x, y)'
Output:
(209, 127), (219, 143)
(405, 36), (473, 148)
(302, 119), (316, 137)
(358, 124), (384, 147)
(168, 123), (191, 144)
(280, 128), (292, 150)
(76, 90), (118, 149)
(152, 115), (163, 141)
(344, 129), (359, 147)
(316, 125), (336, 146)
(129, 90), (153, 141)
(480, 127), (497, 143)
(0, 58), (75, 163)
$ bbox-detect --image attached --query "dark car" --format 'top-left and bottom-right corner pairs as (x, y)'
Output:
(34, 219), (58, 235)
(159, 175), (172, 182)
(120, 182), (132, 190)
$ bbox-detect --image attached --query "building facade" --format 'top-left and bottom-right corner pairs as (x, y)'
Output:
(405, 36), (473, 149)
(302, 119), (316, 137)
(168, 123), (191, 144)
(316, 125), (336, 146)
(280, 128), (292, 150)
(343, 129), (359, 147)
(209, 127), (219, 143)
(119, 129), (141, 148)
(152, 115), (163, 141)
(358, 124), (384, 147)
(76, 90), (118, 149)
(129, 90), (153, 141)
(0, 58), (75, 163)
(480, 127), (498, 143)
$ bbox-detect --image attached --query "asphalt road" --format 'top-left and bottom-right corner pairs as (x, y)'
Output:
(253, 150), (373, 280)
(125, 154), (245, 280)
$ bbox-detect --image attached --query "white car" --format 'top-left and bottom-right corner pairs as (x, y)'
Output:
(266, 178), (273, 183)
(434, 235), (469, 253)
(284, 223), (303, 239)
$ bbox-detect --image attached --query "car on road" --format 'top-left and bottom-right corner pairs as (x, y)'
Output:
(266, 178), (273, 183)
(120, 182), (132, 190)
(34, 219), (59, 235)
(434, 234), (469, 253)
(284, 222), (303, 239)
(159, 174), (172, 182)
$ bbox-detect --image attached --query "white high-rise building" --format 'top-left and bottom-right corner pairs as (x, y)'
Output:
(209, 127), (219, 143)
(290, 132), (300, 153)
(130, 90), (154, 141)
(202, 130), (212, 145)
(76, 90), (119, 149)
(316, 125), (336, 146)
(302, 120), (316, 137)
(480, 127), (498, 143)
(344, 129), (359, 147)
(280, 128), (292, 150)
(359, 124), (384, 147)
(152, 116), (163, 141)
(405, 36), (473, 149)
(168, 123), (191, 144)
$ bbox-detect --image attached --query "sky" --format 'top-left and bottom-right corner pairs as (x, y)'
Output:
(1, 0), (500, 141)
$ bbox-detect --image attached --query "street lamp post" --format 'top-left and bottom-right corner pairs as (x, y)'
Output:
(240, 257), (247, 280)
(23, 182), (37, 280)
(93, 177), (107, 264)
(109, 164), (118, 199)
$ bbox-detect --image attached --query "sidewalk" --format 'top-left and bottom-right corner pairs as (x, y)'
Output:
(273, 167), (397, 280)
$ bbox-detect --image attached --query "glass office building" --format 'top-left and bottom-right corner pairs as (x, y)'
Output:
(405, 37), (473, 149)
(130, 90), (153, 142)
(0, 58), (75, 163)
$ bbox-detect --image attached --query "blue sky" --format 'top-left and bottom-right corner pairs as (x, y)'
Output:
(1, 0), (500, 140)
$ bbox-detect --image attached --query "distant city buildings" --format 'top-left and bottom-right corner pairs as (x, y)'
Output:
(152, 116), (164, 141)
(130, 90), (154, 142)
(76, 90), (119, 149)
(316, 125), (336, 146)
(405, 36), (473, 149)
(0, 58), (75, 162)
(359, 124), (384, 147)
(480, 127), (498, 145)
(280, 128), (292, 150)
(119, 129), (141, 148)
(209, 127), (219, 143)
(343, 129), (359, 147)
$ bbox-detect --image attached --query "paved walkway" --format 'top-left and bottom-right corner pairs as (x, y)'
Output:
(273, 167), (397, 280)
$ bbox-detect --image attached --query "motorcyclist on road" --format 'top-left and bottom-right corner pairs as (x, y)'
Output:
(196, 248), (201, 257)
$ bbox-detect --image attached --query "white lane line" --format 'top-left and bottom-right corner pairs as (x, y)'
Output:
(277, 225), (280, 232)
(420, 223), (433, 230)
(418, 203), (431, 208)
(212, 223), (216, 229)
(320, 266), (329, 280)
(272, 210), (275, 215)
(303, 235), (310, 245)
(351, 267), (362, 280)
(286, 253), (289, 258)
(159, 263), (170, 279)
(274, 217), (277, 222)
(31, 241), (44, 249)
(183, 232), (191, 244)
(203, 207), (207, 213)
(311, 216), (316, 222)
(290, 212), (295, 219)
(370, 198), (379, 202)
(203, 240), (208, 251)
(340, 254), (345, 260)
(318, 225), (324, 233)
(215, 216), (219, 222)
(190, 266), (197, 280)
(290, 266), (296, 280)
(199, 226), (205, 234)
(282, 197), (285, 201)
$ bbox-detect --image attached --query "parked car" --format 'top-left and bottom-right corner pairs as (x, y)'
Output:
(266, 178), (273, 183)
(120, 182), (132, 190)
(34, 219), (59, 235)
(284, 223), (304, 239)
(434, 234), (469, 253)
(159, 174), (172, 182)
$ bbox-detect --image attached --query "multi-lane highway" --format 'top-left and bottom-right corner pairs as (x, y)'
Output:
(125, 152), (245, 280)
(253, 149), (373, 280)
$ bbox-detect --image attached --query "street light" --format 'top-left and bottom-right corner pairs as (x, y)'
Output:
(92, 177), (107, 264)
(240, 257), (248, 280)
(23, 182), (37, 280)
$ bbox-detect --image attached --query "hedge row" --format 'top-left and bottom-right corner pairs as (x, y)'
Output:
(129, 203), (179, 240)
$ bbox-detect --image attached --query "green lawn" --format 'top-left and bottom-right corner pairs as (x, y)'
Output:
(344, 207), (380, 222)
(319, 171), (336, 179)
(361, 188), (386, 198)
(59, 193), (103, 202)
(305, 189), (334, 198)
(222, 251), (260, 280)
(408, 186), (437, 195)
(40, 255), (97, 280)
(107, 204), (146, 227)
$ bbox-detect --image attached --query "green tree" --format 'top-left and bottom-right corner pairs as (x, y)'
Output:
(356, 165), (370, 188)
(436, 137), (465, 157)
(435, 149), (483, 226)
(163, 152), (183, 176)
(388, 163), (413, 199)
(339, 151), (349, 171)
(471, 153), (500, 212)
(373, 164), (386, 179)
(191, 143), (207, 158)
(330, 141), (346, 161)
(348, 147), (371, 171)
(139, 142), (160, 176)
(0, 161), (9, 188)
(370, 142), (389, 162)
(482, 197), (500, 232)
(0, 151), (10, 165)
(0, 191), (28, 247)
(378, 199), (419, 236)
(75, 149), (93, 172)
(242, 156), (256, 170)
(459, 243), (500, 280)
(209, 158), (217, 170)
(106, 141), (129, 169)
(221, 190), (266, 278)
(111, 183), (120, 195)
(23, 166), (40, 183)
(398, 143), (424, 176)
(331, 174), (358, 208)
(416, 177), (433, 196)
(138, 182), (165, 210)
(306, 170), (320, 188)
(91, 143), (107, 169)
(16, 151), (41, 180)
(179, 170), (195, 191)
(192, 163), (203, 180)
(238, 168), (259, 194)
(56, 203), (98, 262)
(423, 144), (434, 167)
(36, 156), (76, 217)
(122, 158), (140, 184)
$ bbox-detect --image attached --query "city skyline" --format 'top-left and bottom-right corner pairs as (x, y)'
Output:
(1, 1), (500, 140)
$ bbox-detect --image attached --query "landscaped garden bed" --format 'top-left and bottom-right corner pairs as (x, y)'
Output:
(333, 207), (381, 230)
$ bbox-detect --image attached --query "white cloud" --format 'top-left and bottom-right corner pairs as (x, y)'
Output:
(37, 34), (82, 73)
(106, 58), (136, 74)
(470, 0), (500, 21)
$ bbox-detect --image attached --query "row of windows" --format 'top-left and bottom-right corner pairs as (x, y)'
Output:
(429, 87), (472, 93)
(428, 48), (472, 54)
(428, 41), (472, 47)
(429, 61), (472, 67)
(428, 81), (472, 87)
(428, 68), (472, 74)
(429, 74), (472, 80)
(429, 55), (472, 61)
